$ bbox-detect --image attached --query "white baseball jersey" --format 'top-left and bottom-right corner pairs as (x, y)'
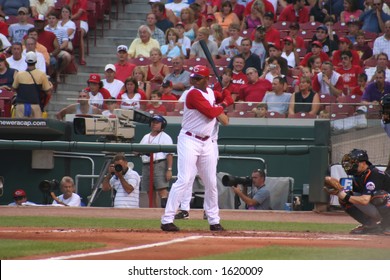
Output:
(140, 131), (173, 163)
(118, 92), (141, 110)
(109, 169), (140, 208)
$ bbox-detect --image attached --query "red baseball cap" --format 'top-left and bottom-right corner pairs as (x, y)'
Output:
(190, 65), (210, 78)
(206, 14), (215, 21)
(311, 41), (323, 48)
(13, 189), (26, 198)
(339, 37), (351, 44)
(88, 73), (101, 83)
(284, 36), (293, 43)
(0, 53), (6, 60)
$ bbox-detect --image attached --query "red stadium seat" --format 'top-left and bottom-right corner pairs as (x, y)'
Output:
(128, 57), (151, 66)
(227, 111), (255, 118)
(234, 102), (257, 112)
(326, 104), (355, 117)
(266, 111), (286, 118)
(288, 112), (316, 119)
(366, 104), (381, 119)
(272, 21), (291, 32)
(337, 94), (362, 104)
(319, 94), (337, 105)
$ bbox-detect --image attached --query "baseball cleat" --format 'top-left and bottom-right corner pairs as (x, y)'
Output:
(175, 210), (189, 219)
(161, 223), (180, 232)
(203, 211), (207, 220)
(381, 227), (390, 236)
(349, 224), (382, 235)
(210, 224), (225, 231)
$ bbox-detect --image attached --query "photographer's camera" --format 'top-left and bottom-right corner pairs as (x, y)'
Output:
(222, 174), (252, 186)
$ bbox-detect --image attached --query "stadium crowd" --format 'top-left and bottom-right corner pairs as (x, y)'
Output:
(0, 0), (389, 119)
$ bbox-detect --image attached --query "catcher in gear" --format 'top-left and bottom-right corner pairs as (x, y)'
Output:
(324, 149), (390, 235)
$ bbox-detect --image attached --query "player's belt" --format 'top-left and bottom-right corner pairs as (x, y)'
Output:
(143, 159), (166, 165)
(185, 131), (210, 141)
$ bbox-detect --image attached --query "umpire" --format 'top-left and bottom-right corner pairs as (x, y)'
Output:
(336, 149), (390, 235)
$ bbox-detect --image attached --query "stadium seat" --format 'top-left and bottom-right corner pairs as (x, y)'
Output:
(337, 94), (362, 104)
(234, 102), (257, 112)
(166, 110), (183, 116)
(333, 22), (348, 34)
(215, 57), (231, 67)
(300, 21), (322, 31)
(128, 57), (151, 66)
(272, 21), (291, 32)
(161, 57), (173, 67)
(266, 111), (286, 118)
(289, 112), (316, 119)
(366, 104), (381, 119)
(0, 100), (4, 117)
(363, 57), (377, 68)
(326, 104), (355, 117)
(319, 94), (337, 105)
(227, 111), (255, 118)
(87, 1), (97, 47)
(0, 90), (14, 117)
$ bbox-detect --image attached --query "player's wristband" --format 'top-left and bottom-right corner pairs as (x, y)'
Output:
(342, 193), (351, 203)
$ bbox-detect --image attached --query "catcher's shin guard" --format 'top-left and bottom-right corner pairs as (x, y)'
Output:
(345, 205), (379, 226)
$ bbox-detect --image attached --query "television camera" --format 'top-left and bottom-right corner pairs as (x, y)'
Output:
(73, 109), (152, 141)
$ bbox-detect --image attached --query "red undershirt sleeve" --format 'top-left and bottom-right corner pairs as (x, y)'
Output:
(186, 89), (224, 118)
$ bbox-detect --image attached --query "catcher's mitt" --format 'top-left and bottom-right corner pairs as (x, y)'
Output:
(323, 176), (344, 195)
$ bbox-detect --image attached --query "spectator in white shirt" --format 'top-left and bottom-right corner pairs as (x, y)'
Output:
(102, 64), (124, 98)
(6, 42), (27, 72)
(372, 20), (390, 59)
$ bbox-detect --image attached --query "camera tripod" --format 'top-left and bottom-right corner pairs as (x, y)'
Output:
(87, 154), (116, 207)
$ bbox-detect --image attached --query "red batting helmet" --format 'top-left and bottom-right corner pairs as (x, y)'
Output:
(190, 65), (210, 78)
(13, 189), (26, 198)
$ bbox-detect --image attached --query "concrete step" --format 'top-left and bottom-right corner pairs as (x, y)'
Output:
(124, 3), (152, 13)
(102, 29), (138, 37)
(91, 36), (134, 45)
(110, 20), (144, 29)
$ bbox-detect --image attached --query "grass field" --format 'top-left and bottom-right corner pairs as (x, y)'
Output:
(2, 215), (381, 260)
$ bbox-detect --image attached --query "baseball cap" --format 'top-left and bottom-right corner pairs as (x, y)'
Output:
(256, 25), (266, 32)
(25, 51), (37, 63)
(0, 53), (6, 61)
(105, 64), (116, 72)
(264, 11), (274, 19)
(13, 189), (26, 198)
(88, 73), (101, 83)
(267, 42), (279, 50)
(284, 36), (293, 43)
(289, 22), (300, 30)
(34, 14), (45, 21)
(206, 14), (215, 21)
(311, 40), (323, 48)
(161, 80), (173, 88)
(316, 25), (328, 33)
(339, 37), (351, 44)
(18, 7), (29, 14)
(117, 45), (128, 53)
(148, 0), (160, 3)
(356, 105), (367, 114)
(176, 21), (185, 27)
(346, 19), (361, 26)
(190, 65), (210, 78)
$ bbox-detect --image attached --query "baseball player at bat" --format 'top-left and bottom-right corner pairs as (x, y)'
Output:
(161, 65), (233, 232)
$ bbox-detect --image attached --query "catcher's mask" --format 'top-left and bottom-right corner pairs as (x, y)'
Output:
(341, 149), (371, 175)
(380, 93), (390, 124)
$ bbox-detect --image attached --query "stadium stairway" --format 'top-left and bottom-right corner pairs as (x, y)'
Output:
(46, 0), (150, 118)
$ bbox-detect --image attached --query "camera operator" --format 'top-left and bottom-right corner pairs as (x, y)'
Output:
(231, 169), (271, 210)
(51, 176), (81, 207)
(102, 153), (140, 208)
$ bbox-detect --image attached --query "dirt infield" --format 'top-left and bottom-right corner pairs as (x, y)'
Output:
(1, 206), (389, 260)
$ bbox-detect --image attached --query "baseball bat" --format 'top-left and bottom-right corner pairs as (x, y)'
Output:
(199, 39), (223, 87)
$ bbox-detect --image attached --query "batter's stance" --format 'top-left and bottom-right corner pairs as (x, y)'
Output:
(161, 65), (232, 231)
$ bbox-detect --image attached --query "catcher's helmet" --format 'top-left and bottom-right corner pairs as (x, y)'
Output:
(341, 149), (371, 175)
(149, 115), (167, 130)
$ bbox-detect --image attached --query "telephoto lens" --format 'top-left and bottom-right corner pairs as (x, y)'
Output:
(114, 164), (123, 172)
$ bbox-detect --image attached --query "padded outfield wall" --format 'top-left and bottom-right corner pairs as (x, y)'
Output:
(0, 118), (330, 210)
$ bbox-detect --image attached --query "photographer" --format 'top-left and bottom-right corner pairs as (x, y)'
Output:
(102, 153), (140, 208)
(230, 169), (271, 210)
(51, 176), (81, 207)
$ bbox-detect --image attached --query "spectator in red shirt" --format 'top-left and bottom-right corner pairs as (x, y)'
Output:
(287, 22), (305, 49)
(244, 0), (275, 21)
(250, 11), (280, 49)
(66, 0), (88, 65)
(114, 45), (136, 83)
(231, 0), (245, 21)
(299, 41), (329, 68)
(145, 90), (168, 116)
(279, 0), (310, 23)
(335, 50), (364, 94)
(160, 80), (178, 112)
(238, 67), (272, 102)
(312, 61), (344, 97)
(229, 55), (248, 100)
(351, 73), (368, 96)
(332, 37), (361, 67)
